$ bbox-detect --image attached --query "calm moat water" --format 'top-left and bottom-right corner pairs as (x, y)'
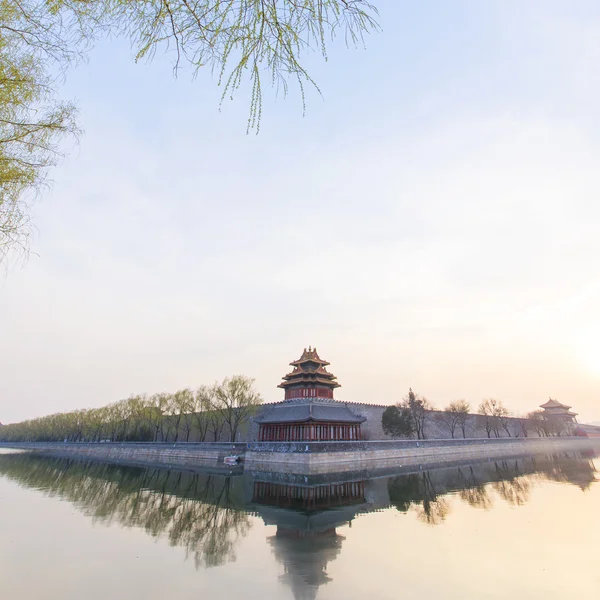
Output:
(0, 449), (599, 599)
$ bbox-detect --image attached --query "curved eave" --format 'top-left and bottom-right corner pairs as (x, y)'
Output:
(278, 380), (341, 389)
(289, 358), (330, 367)
(256, 415), (366, 424)
(255, 402), (365, 424)
(540, 401), (571, 409)
(281, 371), (337, 381)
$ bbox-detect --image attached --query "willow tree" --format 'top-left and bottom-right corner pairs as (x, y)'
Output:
(1, 0), (379, 261)
(213, 375), (262, 442)
(0, 0), (79, 262)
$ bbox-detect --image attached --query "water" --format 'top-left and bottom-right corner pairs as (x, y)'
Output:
(0, 449), (598, 599)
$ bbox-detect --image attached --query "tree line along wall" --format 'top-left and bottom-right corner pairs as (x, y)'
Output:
(0, 405), (548, 444)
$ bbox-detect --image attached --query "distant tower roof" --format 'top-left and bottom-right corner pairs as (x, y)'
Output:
(540, 398), (572, 410)
(539, 398), (578, 420)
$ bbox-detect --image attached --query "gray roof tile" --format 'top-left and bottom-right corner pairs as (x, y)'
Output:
(255, 400), (366, 424)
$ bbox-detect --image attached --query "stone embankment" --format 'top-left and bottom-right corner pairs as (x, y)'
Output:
(0, 441), (246, 471)
(1, 437), (598, 475)
(245, 437), (598, 474)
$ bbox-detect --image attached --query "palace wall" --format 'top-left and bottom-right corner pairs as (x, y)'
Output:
(245, 402), (539, 442)
(140, 403), (545, 443)
(244, 437), (595, 475)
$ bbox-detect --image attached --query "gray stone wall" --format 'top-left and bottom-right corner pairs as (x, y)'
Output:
(346, 405), (538, 441)
(4, 438), (596, 477)
(0, 441), (246, 470)
(244, 437), (596, 475)
(246, 402), (537, 442)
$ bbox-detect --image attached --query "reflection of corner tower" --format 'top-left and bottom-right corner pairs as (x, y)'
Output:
(252, 480), (368, 600)
(255, 347), (365, 442)
(269, 529), (343, 600)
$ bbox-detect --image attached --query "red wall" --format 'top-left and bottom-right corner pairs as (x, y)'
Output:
(284, 387), (334, 400)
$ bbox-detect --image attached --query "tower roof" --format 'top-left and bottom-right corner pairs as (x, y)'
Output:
(290, 346), (329, 367)
(540, 398), (571, 410)
(278, 347), (340, 391)
(255, 400), (365, 424)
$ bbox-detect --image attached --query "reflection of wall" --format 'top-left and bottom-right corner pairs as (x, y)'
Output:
(385, 451), (599, 516)
(252, 481), (365, 511)
(0, 449), (597, 600)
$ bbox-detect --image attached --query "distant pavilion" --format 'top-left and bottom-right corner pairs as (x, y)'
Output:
(255, 347), (365, 442)
(540, 398), (578, 422)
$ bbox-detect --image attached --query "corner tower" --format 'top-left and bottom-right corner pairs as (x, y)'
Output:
(255, 347), (365, 442)
(278, 346), (341, 401)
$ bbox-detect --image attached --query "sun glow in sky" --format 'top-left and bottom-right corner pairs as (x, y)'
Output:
(1, 1), (599, 424)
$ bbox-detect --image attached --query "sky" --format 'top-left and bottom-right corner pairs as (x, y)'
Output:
(1, 0), (599, 424)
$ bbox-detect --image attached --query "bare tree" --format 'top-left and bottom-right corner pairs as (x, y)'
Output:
(517, 416), (529, 438)
(526, 410), (549, 437)
(440, 400), (471, 439)
(500, 412), (513, 438)
(478, 399), (509, 438)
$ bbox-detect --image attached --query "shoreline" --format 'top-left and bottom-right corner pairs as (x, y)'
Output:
(1, 437), (598, 475)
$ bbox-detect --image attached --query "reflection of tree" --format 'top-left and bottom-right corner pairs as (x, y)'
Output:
(387, 452), (600, 524)
(0, 454), (251, 568)
(387, 474), (421, 512)
(532, 453), (598, 491)
(491, 460), (531, 506)
(387, 472), (450, 524)
(457, 466), (493, 510)
(413, 472), (450, 525)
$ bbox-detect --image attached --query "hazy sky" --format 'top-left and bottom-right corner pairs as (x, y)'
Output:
(1, 1), (599, 424)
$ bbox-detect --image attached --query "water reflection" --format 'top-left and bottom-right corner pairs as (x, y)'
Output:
(0, 455), (250, 568)
(0, 450), (597, 599)
(251, 481), (367, 600)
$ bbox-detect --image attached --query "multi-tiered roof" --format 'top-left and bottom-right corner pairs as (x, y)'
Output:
(278, 346), (340, 400)
(254, 347), (364, 441)
(540, 398), (578, 419)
